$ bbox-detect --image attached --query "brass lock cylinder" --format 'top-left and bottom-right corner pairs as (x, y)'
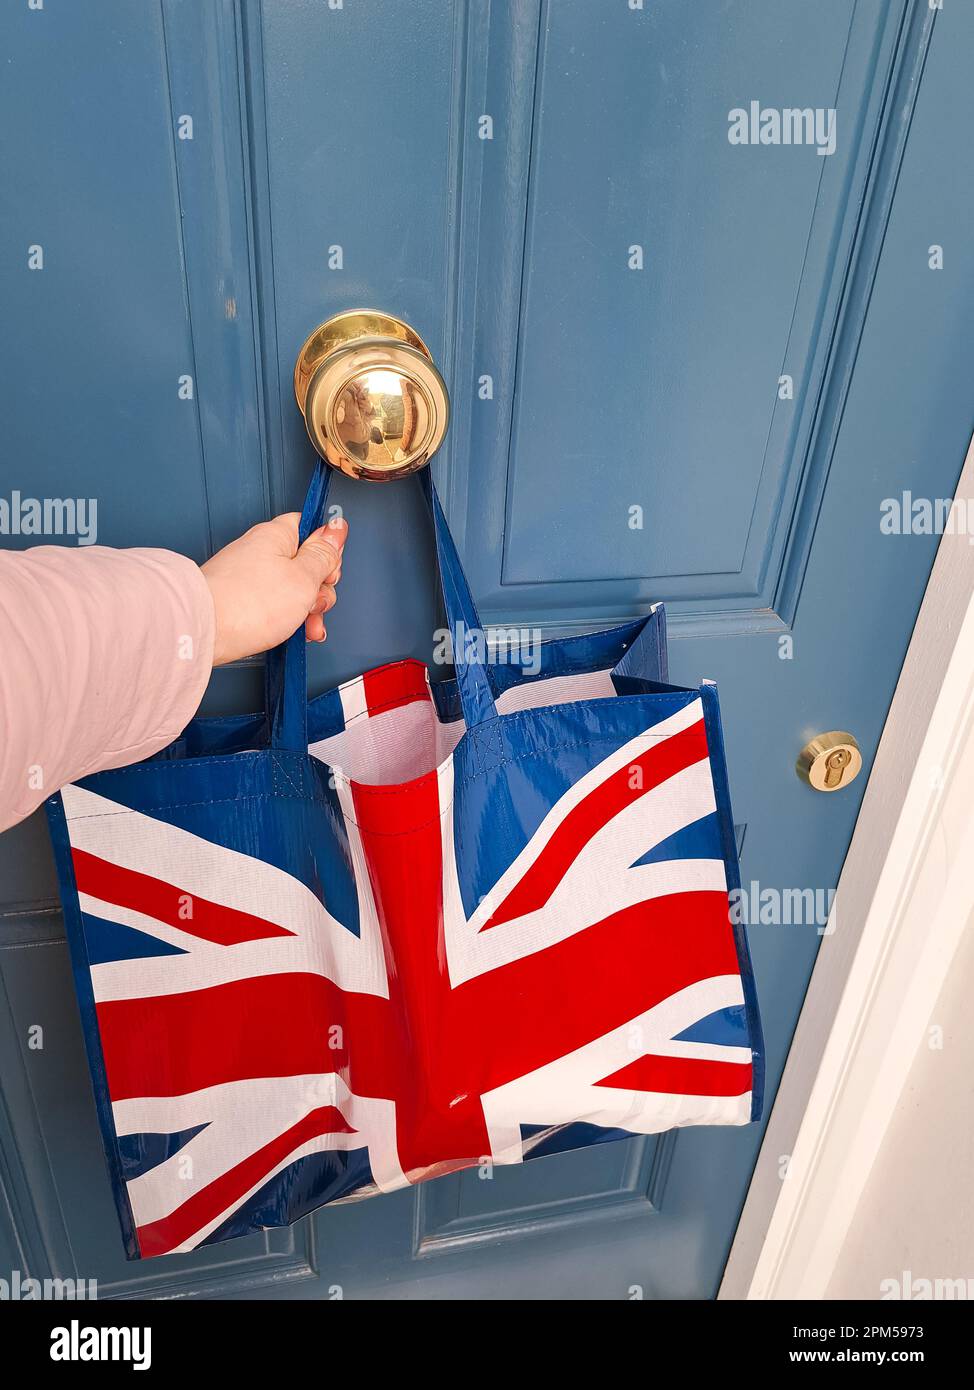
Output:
(796, 731), (863, 792)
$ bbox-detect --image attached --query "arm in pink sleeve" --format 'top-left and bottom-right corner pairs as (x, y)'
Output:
(0, 546), (215, 832)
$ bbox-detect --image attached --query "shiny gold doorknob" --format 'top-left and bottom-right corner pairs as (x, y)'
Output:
(293, 309), (449, 481)
(796, 731), (863, 792)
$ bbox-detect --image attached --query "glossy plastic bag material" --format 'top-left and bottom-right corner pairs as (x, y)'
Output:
(48, 462), (763, 1260)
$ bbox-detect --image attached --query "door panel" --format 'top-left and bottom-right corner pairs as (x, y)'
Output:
(1, 0), (972, 1300)
(499, 0), (860, 590)
(454, 1), (910, 631)
(0, 1), (214, 556)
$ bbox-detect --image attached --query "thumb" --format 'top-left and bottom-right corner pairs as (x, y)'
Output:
(294, 521), (346, 589)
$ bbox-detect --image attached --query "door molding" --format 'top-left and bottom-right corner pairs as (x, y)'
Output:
(455, 0), (938, 639)
(721, 432), (974, 1300)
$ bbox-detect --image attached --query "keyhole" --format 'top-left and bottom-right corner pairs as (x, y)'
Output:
(823, 748), (851, 788)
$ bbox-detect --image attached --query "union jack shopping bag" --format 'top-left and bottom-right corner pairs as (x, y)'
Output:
(48, 462), (763, 1260)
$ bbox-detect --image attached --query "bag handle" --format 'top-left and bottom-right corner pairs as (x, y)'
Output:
(266, 461), (498, 751)
(418, 468), (499, 727)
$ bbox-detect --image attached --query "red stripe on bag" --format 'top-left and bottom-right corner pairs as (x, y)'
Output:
(351, 769), (492, 1178)
(481, 718), (710, 930)
(361, 660), (431, 718)
(135, 1105), (356, 1258)
(97, 894), (740, 1101)
(97, 886), (743, 1188)
(97, 972), (390, 1101)
(71, 847), (295, 945)
(596, 1053), (752, 1098)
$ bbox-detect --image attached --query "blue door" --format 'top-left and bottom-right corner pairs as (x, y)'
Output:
(1, 0), (972, 1300)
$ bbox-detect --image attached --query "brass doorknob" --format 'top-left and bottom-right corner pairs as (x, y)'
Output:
(293, 309), (450, 481)
(796, 731), (863, 792)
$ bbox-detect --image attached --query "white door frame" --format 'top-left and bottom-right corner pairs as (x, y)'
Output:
(721, 432), (974, 1300)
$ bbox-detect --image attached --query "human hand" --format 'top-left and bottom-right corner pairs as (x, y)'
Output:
(201, 514), (347, 666)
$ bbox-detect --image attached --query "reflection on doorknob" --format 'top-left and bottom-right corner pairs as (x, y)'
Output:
(293, 309), (450, 481)
(796, 731), (863, 792)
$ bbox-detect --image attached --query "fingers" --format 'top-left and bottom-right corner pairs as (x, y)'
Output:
(309, 584), (337, 616)
(323, 516), (346, 582)
(295, 518), (347, 590)
(305, 613), (327, 643)
(302, 518), (346, 643)
(305, 580), (337, 643)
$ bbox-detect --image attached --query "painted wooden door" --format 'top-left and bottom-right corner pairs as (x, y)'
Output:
(1, 0), (972, 1300)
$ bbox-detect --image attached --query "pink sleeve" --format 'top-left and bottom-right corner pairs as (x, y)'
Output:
(0, 546), (215, 832)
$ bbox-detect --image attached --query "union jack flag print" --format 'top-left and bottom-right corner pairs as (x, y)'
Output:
(54, 660), (760, 1260)
(49, 464), (761, 1260)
